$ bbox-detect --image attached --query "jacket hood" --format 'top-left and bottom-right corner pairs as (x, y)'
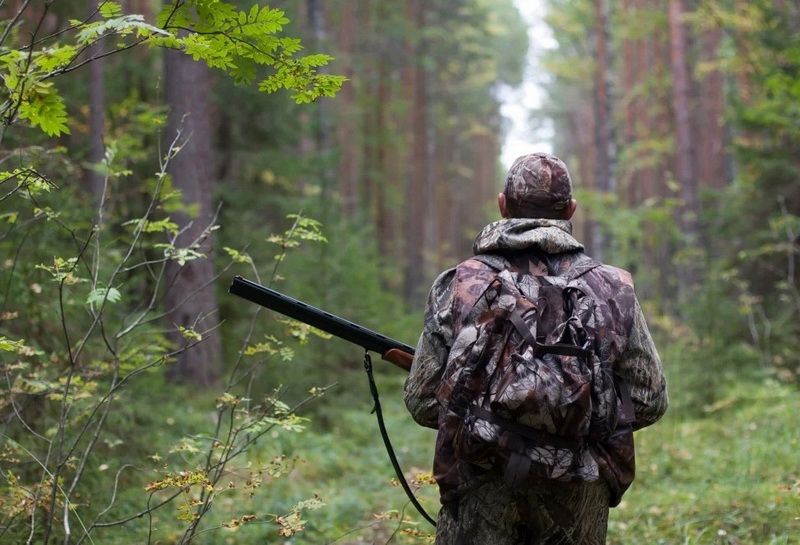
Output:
(472, 218), (584, 255)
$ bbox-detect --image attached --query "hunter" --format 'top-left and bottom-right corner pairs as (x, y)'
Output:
(403, 152), (669, 545)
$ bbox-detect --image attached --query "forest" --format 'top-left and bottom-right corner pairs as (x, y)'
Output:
(0, 0), (798, 543)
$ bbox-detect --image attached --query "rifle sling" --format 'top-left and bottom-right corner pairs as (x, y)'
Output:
(363, 352), (437, 528)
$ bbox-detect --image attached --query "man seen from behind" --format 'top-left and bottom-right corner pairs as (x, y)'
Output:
(403, 152), (669, 545)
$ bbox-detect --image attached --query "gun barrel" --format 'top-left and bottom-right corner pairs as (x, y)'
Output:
(228, 276), (415, 357)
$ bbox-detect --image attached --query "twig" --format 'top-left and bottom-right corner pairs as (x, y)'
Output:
(0, 0), (31, 47)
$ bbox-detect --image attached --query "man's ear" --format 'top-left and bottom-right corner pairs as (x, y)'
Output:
(498, 193), (508, 218)
(565, 199), (578, 220)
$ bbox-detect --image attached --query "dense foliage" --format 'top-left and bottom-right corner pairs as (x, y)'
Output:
(0, 1), (344, 542)
(0, 0), (797, 543)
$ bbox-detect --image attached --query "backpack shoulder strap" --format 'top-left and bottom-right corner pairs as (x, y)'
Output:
(474, 252), (602, 282)
(560, 255), (603, 283)
(470, 253), (508, 272)
(472, 253), (533, 287)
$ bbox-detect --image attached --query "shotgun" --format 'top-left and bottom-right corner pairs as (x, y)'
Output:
(228, 276), (415, 371)
(229, 276), (435, 525)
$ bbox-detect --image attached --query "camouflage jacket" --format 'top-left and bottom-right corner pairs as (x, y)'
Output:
(403, 219), (668, 541)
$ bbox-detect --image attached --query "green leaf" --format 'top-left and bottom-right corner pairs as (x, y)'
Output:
(0, 337), (22, 352)
(248, 4), (260, 23)
(178, 326), (202, 341)
(0, 212), (19, 224)
(34, 45), (79, 73)
(223, 247), (253, 264)
(76, 14), (171, 43)
(164, 247), (204, 266)
(86, 287), (122, 308)
(18, 82), (70, 137)
(123, 217), (179, 235)
(98, 1), (123, 18)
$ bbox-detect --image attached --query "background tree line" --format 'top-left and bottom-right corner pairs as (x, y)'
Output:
(0, 0), (798, 543)
(539, 0), (799, 390)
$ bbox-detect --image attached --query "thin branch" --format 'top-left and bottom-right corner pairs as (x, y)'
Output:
(39, 229), (94, 544)
(3, 373), (50, 444)
(74, 128), (183, 355)
(0, 1), (49, 149)
(43, 38), (148, 80)
(91, 490), (185, 529)
(0, 433), (92, 545)
(62, 389), (118, 544)
(0, 0), (31, 47)
(0, 169), (56, 204)
(76, 464), (137, 545)
(268, 213), (300, 287)
(1, 228), (30, 317)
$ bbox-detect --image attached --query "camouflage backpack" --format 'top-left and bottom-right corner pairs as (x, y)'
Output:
(434, 253), (634, 503)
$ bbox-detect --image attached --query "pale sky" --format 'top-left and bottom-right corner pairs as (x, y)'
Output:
(500, 0), (554, 169)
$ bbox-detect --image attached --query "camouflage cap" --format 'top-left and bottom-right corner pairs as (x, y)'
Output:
(503, 152), (573, 211)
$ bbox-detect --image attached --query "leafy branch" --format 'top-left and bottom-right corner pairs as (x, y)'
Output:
(0, 0), (345, 143)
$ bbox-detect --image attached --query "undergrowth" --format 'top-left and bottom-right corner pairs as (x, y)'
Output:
(3, 332), (791, 544)
(79, 351), (798, 544)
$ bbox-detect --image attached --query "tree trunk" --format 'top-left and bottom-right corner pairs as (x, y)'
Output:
(305, 0), (333, 204)
(370, 0), (394, 262)
(621, 0), (636, 206)
(697, 25), (727, 191)
(404, 0), (428, 307)
(86, 0), (105, 206)
(652, 0), (675, 306)
(592, 0), (616, 261)
(668, 0), (699, 290)
(163, 46), (221, 387)
(571, 99), (596, 255)
(336, 0), (359, 216)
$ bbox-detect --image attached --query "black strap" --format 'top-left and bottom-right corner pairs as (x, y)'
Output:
(504, 452), (532, 489)
(469, 405), (583, 450)
(510, 312), (537, 347)
(363, 352), (437, 527)
(536, 342), (591, 358)
(510, 312), (591, 358)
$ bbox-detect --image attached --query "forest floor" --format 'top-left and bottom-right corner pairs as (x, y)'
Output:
(91, 351), (800, 544)
(235, 365), (800, 545)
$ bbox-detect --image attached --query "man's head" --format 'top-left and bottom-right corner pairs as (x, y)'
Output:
(498, 152), (577, 220)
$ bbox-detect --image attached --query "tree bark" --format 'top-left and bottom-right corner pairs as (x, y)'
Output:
(592, 0), (616, 261)
(336, 0), (359, 216)
(305, 0), (333, 204)
(697, 25), (727, 191)
(621, 0), (635, 205)
(369, 0), (395, 261)
(163, 46), (221, 387)
(571, 99), (596, 255)
(404, 0), (429, 307)
(86, 0), (105, 206)
(652, 0), (675, 306)
(668, 0), (700, 290)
